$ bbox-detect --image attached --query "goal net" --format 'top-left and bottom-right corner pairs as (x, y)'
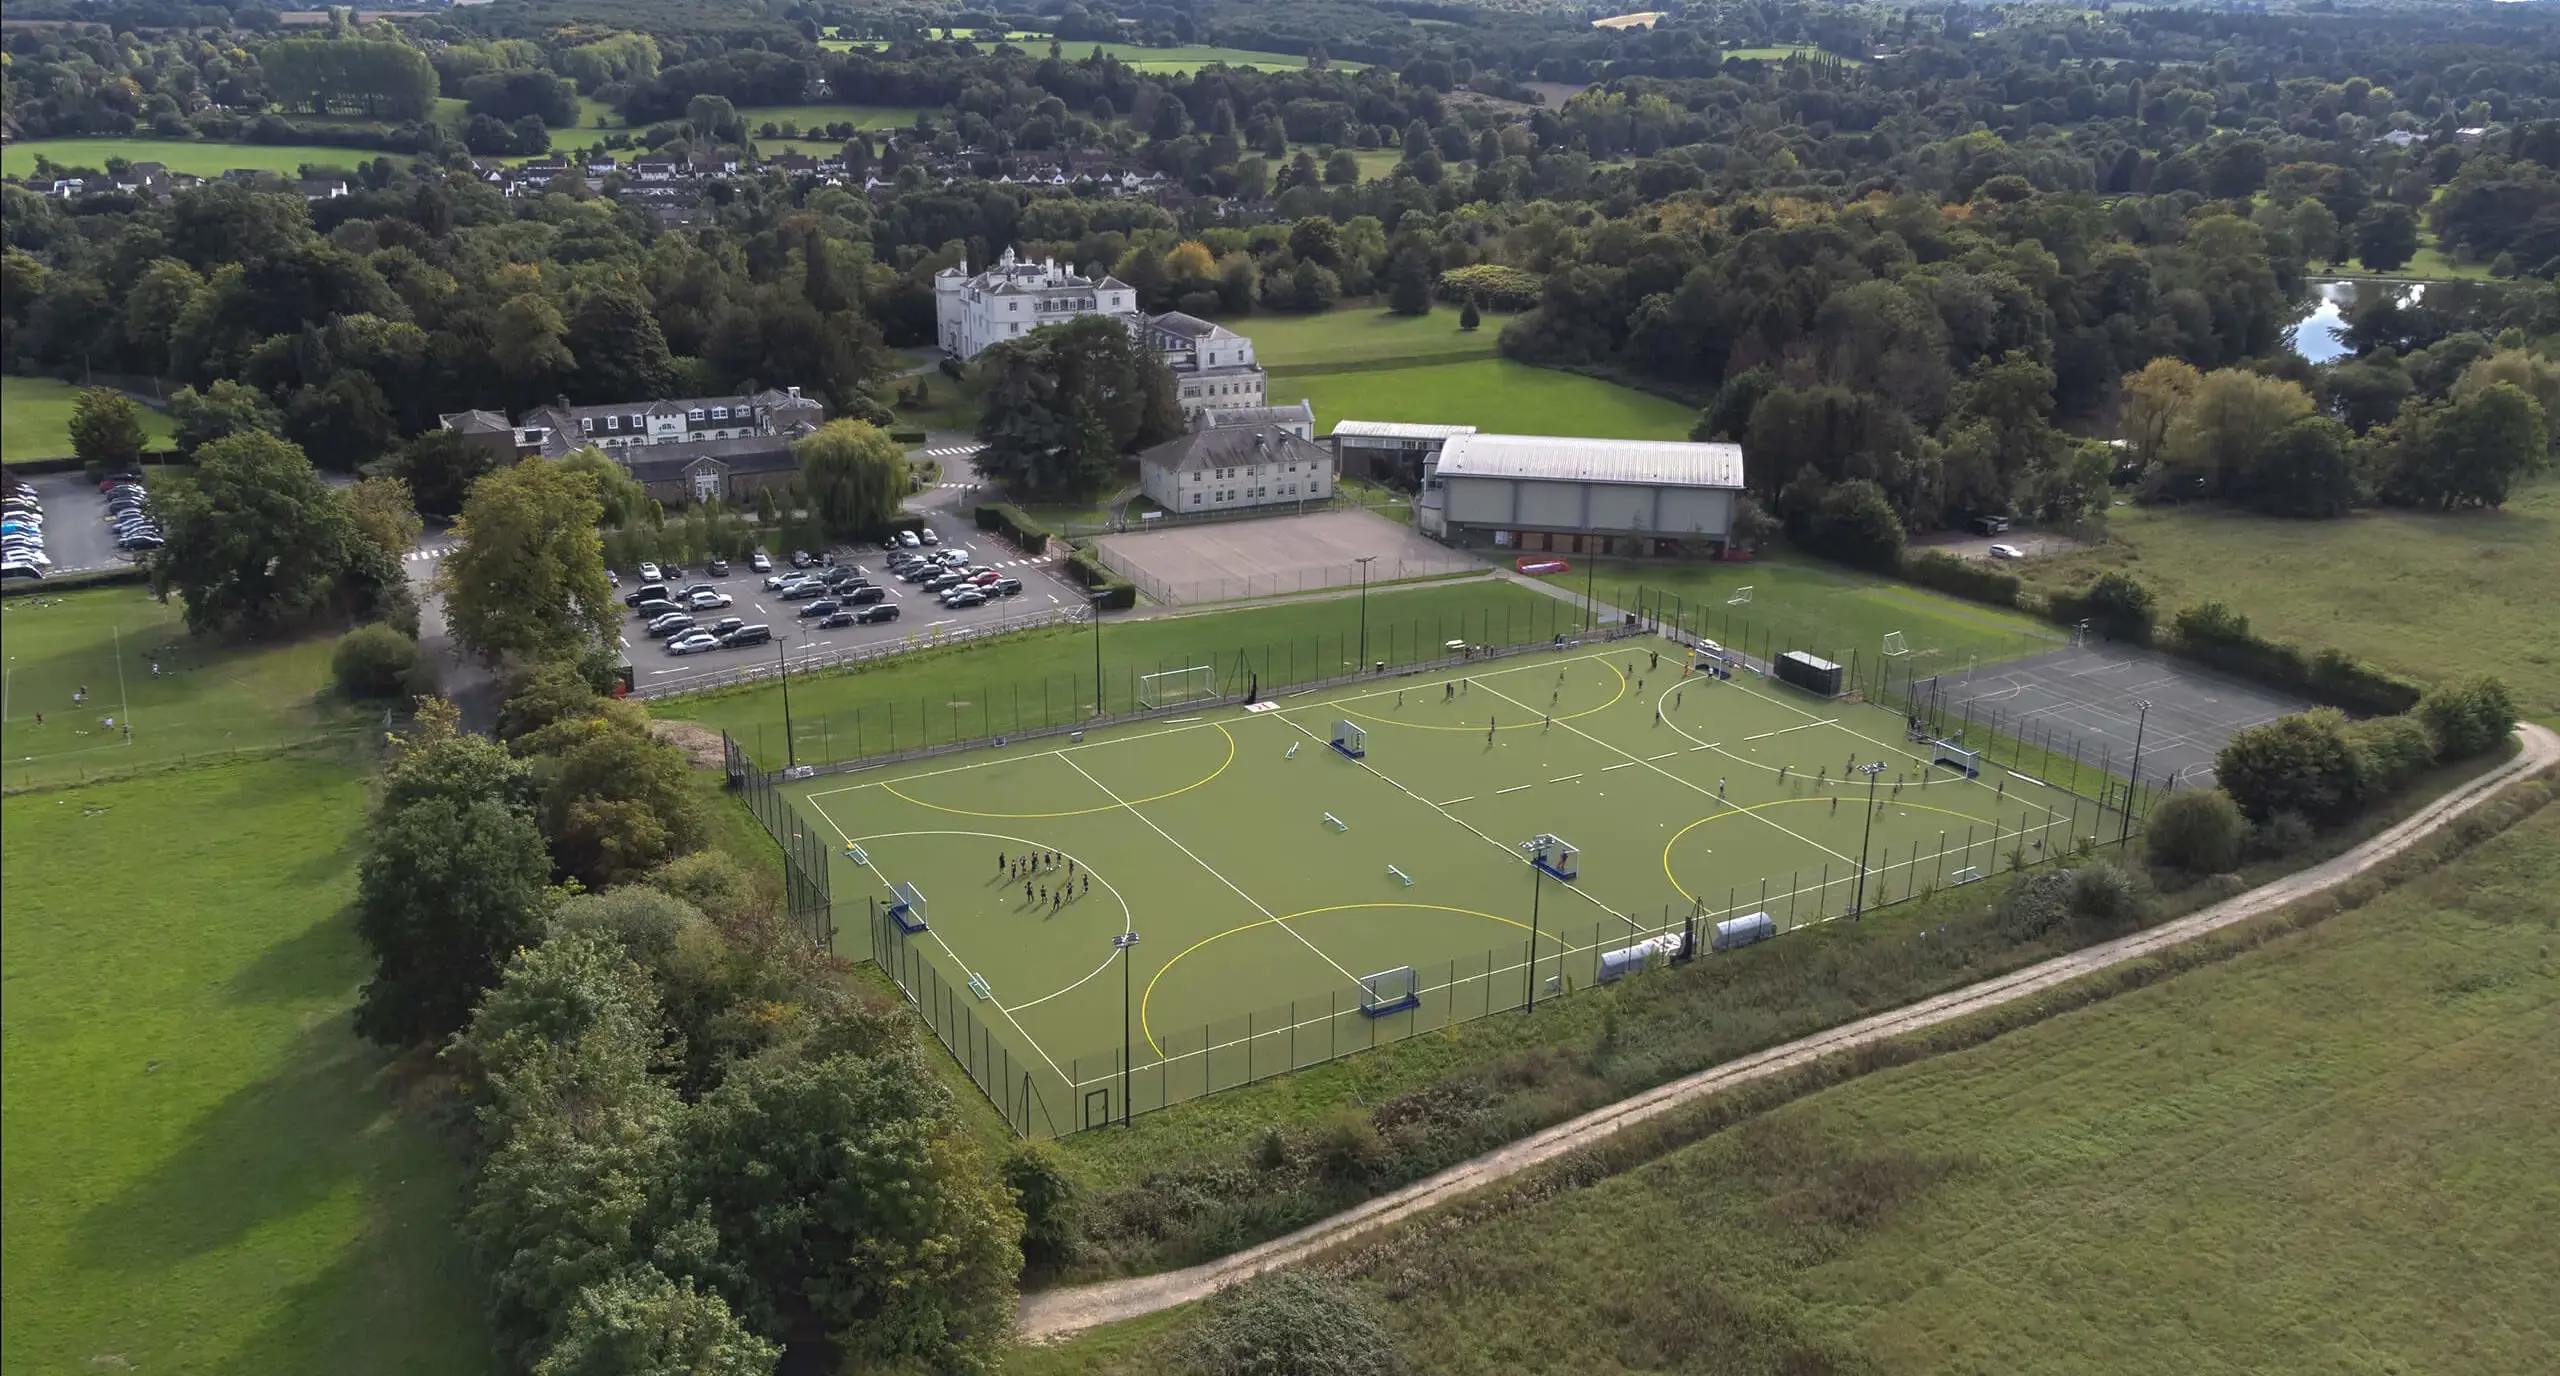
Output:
(1881, 631), (1909, 657)
(1137, 664), (1217, 709)
(1727, 585), (1754, 605)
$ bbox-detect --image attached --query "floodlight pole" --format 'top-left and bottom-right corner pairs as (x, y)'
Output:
(1850, 761), (1887, 916)
(777, 634), (797, 770)
(1113, 931), (1140, 1126)
(1521, 839), (1547, 1012)
(1090, 587), (1105, 715)
(1583, 555), (1597, 633)
(2119, 700), (2151, 845)
(1354, 555), (1377, 669)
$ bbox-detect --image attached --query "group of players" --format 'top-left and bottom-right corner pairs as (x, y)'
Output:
(998, 848), (1091, 913)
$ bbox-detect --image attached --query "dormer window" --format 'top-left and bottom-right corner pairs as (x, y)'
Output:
(688, 408), (706, 422)
(580, 417), (594, 433)
(604, 415), (620, 431)
(711, 406), (729, 421)
(628, 413), (644, 430)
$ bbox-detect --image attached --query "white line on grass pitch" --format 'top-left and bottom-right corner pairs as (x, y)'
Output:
(1495, 783), (1532, 795)
(1055, 752), (1365, 987)
(1743, 718), (1836, 741)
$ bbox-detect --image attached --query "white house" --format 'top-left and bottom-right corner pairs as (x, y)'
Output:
(933, 248), (1137, 359)
(1136, 422), (1336, 514)
(1142, 311), (1268, 419)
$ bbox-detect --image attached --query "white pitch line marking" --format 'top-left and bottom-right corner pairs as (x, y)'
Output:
(1603, 761), (1637, 771)
(1438, 796), (1475, 806)
(1495, 783), (1532, 795)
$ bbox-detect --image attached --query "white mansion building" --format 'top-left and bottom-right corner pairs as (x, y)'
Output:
(934, 249), (1269, 421)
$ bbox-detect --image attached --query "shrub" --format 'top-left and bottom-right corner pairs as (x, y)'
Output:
(1003, 1144), (1082, 1271)
(1898, 549), (2021, 606)
(1311, 1109), (1386, 1184)
(1433, 262), (1540, 310)
(2347, 712), (2437, 797)
(2418, 675), (2518, 758)
(2146, 789), (2247, 873)
(2065, 861), (2146, 924)
(2079, 570), (2157, 641)
(1180, 1270), (1402, 1376)
(2214, 708), (2367, 825)
(1994, 868), (2076, 940)
(1458, 298), (1482, 330)
(331, 622), (432, 701)
(2251, 809), (2317, 857)
(2164, 600), (2420, 714)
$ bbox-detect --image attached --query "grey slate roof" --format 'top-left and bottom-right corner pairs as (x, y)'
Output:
(1136, 423), (1331, 475)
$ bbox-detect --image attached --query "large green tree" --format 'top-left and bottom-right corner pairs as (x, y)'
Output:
(167, 379), (282, 455)
(974, 315), (1183, 494)
(440, 458), (618, 668)
(793, 419), (905, 540)
(353, 790), (553, 1046)
(153, 431), (368, 635)
(69, 387), (148, 469)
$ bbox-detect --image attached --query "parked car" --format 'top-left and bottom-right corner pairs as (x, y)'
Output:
(847, 585), (888, 605)
(992, 577), (1023, 597)
(1, 561), (45, 580)
(720, 623), (773, 647)
(969, 569), (1001, 585)
(897, 530), (920, 548)
(1987, 542), (2025, 560)
(632, 598), (683, 619)
(118, 532), (164, 550)
(941, 587), (987, 609)
(918, 527), (939, 545)
(647, 611), (695, 637)
(749, 551), (771, 572)
(821, 566), (858, 588)
(624, 583), (669, 608)
(854, 603), (900, 624)
(688, 589), (734, 610)
(706, 617), (745, 639)
(667, 630), (721, 655)
(764, 571), (796, 590)
(639, 561), (662, 581)
(796, 598), (839, 618)
(662, 561), (686, 578)
(779, 579), (827, 600)
(816, 609), (856, 629)
(790, 549), (814, 568)
(706, 558), (729, 576)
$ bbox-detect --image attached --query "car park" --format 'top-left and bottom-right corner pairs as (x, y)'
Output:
(817, 609), (856, 629)
(639, 561), (662, 581)
(706, 558), (729, 576)
(1, 562), (44, 581)
(796, 598), (839, 618)
(720, 624), (772, 647)
(688, 589), (734, 610)
(667, 630), (721, 655)
(854, 603), (900, 624)
(918, 527), (939, 545)
(706, 617), (745, 639)
(749, 551), (771, 572)
(624, 582), (668, 608)
(820, 566), (857, 587)
(847, 585), (888, 604)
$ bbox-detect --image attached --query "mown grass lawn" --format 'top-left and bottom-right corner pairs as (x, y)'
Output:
(1, 585), (358, 790)
(0, 138), (379, 181)
(1582, 553), (2064, 678)
(1233, 305), (1518, 370)
(1015, 797), (2560, 1374)
(1273, 357), (1698, 441)
(654, 578), (1578, 767)
(732, 103), (925, 134)
(2, 375), (177, 463)
(2027, 479), (2560, 717)
(1, 754), (494, 1376)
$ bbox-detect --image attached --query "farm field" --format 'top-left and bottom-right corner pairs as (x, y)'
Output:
(1284, 143), (1404, 180)
(0, 754), (494, 1376)
(2026, 477), (2560, 717)
(796, 636), (2116, 1135)
(0, 585), (356, 790)
(1727, 44), (1862, 63)
(0, 137), (371, 180)
(1275, 357), (1698, 440)
(733, 103), (919, 134)
(1233, 304), (1517, 369)
(1, 375), (176, 463)
(1010, 790), (2560, 1374)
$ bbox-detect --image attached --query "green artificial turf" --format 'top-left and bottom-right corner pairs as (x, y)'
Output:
(1, 375), (177, 463)
(0, 755), (494, 1376)
(1, 585), (357, 790)
(791, 638), (2117, 1134)
(1272, 357), (1699, 440)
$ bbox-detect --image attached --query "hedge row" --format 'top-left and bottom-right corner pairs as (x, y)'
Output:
(2166, 601), (2421, 716)
(1, 565), (150, 598)
(973, 502), (1057, 555)
(1060, 547), (1136, 610)
(1897, 549), (2023, 605)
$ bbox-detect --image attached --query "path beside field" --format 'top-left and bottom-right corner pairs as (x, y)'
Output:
(1016, 723), (2560, 1344)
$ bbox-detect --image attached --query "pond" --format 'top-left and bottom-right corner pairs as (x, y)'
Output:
(2292, 279), (2424, 363)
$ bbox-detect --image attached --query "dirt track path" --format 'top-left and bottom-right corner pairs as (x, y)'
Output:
(1017, 724), (2558, 1344)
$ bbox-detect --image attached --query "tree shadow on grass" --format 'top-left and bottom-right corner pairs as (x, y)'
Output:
(223, 905), (366, 1007)
(70, 1018), (407, 1273)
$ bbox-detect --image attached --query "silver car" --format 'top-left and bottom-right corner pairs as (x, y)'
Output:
(667, 629), (721, 655)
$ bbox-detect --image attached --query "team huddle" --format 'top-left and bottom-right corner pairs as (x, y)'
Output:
(1000, 849), (1091, 912)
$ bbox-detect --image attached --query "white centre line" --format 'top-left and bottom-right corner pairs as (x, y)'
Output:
(1648, 751), (1677, 761)
(1056, 753), (1362, 986)
(1550, 774), (1583, 784)
(1438, 795), (1475, 806)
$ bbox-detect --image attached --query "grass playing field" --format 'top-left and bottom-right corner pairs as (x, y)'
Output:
(1274, 357), (1700, 441)
(1238, 305), (1517, 369)
(1, 755), (494, 1375)
(787, 638), (2117, 1133)
(820, 37), (1363, 72)
(1, 375), (177, 463)
(2026, 477), (2560, 718)
(0, 138), (379, 181)
(731, 103), (921, 134)
(1581, 555), (2066, 678)
(1, 585), (358, 790)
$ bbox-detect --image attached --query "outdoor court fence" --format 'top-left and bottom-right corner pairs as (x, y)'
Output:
(725, 733), (836, 952)
(734, 598), (1650, 775)
(1089, 546), (1487, 606)
(633, 604), (1088, 701)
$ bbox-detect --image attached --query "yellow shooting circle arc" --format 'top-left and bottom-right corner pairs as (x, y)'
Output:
(879, 723), (1236, 818)
(1137, 902), (1541, 1055)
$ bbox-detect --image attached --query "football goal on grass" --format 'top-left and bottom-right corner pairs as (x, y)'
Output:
(1137, 664), (1217, 709)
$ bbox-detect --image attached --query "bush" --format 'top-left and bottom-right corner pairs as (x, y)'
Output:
(331, 622), (432, 701)
(2348, 712), (2437, 797)
(2418, 674), (2518, 758)
(1062, 548), (1137, 609)
(1994, 868), (2075, 940)
(2251, 809), (2317, 857)
(1311, 1109), (1386, 1184)
(2145, 789), (2247, 873)
(1433, 262), (1540, 310)
(1180, 1270), (1402, 1376)
(974, 501), (1058, 553)
(1003, 1144), (1081, 1272)
(2077, 570), (2158, 642)
(2213, 708), (2368, 825)
(2164, 600), (2420, 715)
(2065, 861), (2146, 925)
(1898, 549), (2022, 606)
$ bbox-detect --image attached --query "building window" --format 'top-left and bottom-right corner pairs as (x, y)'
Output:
(1191, 493), (1202, 506)
(688, 408), (706, 422)
(711, 406), (729, 421)
(605, 415), (620, 431)
(580, 417), (593, 433)
(628, 414), (644, 430)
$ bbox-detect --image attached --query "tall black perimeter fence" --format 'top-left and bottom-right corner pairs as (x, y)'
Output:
(719, 585), (2169, 1138)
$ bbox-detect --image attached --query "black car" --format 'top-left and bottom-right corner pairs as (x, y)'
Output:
(991, 577), (1023, 596)
(790, 550), (814, 568)
(707, 616), (745, 638)
(662, 561), (686, 578)
(624, 583), (669, 608)
(847, 584), (888, 604)
(854, 603), (900, 624)
(821, 566), (858, 588)
(778, 580), (827, 600)
(632, 598), (683, 619)
(923, 573), (964, 593)
(816, 609), (856, 628)
(720, 623), (773, 647)
(796, 598), (839, 618)
(706, 558), (730, 576)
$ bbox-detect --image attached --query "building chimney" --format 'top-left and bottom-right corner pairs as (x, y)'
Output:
(787, 385), (800, 398)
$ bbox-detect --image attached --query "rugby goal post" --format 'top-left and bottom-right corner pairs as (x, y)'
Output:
(1137, 664), (1217, 709)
